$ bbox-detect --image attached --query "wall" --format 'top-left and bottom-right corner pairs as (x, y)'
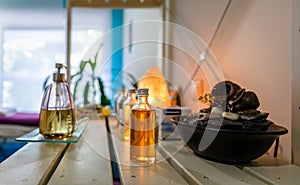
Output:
(292, 0), (300, 165)
(123, 8), (163, 85)
(169, 0), (292, 161)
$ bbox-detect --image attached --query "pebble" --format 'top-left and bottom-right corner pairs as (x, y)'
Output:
(222, 112), (239, 120)
(211, 107), (223, 115)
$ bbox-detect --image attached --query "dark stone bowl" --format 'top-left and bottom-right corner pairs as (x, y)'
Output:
(172, 117), (288, 164)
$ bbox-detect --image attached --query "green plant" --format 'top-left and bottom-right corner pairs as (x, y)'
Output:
(198, 93), (212, 105)
(71, 43), (110, 106)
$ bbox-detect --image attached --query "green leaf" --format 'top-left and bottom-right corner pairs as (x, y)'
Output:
(97, 77), (104, 93)
(79, 60), (89, 72)
(70, 71), (82, 81)
(73, 43), (108, 106)
(96, 77), (110, 106)
(198, 93), (212, 104)
(83, 82), (90, 105)
(125, 72), (138, 88)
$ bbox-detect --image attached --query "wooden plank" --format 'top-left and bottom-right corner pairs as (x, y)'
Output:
(241, 155), (300, 185)
(69, 0), (163, 8)
(159, 140), (267, 185)
(108, 117), (188, 185)
(48, 119), (113, 185)
(0, 142), (68, 185)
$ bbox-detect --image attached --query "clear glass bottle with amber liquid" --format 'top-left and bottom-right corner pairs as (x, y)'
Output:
(130, 88), (158, 165)
(122, 89), (136, 141)
(39, 63), (75, 139)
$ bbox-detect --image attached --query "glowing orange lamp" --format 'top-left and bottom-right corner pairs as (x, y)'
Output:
(138, 66), (171, 108)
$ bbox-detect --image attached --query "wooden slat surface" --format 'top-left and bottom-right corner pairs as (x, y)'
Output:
(2, 117), (300, 185)
(0, 142), (68, 185)
(108, 117), (189, 185)
(69, 0), (163, 8)
(159, 140), (267, 185)
(48, 119), (113, 185)
(241, 155), (300, 185)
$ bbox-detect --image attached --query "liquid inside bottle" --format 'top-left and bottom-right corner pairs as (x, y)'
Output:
(130, 88), (157, 165)
(123, 104), (134, 141)
(39, 109), (75, 138)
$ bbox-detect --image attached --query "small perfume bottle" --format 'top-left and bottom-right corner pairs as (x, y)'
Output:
(122, 89), (136, 141)
(130, 88), (157, 165)
(39, 63), (75, 139)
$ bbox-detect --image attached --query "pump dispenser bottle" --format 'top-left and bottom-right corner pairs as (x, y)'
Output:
(39, 63), (75, 138)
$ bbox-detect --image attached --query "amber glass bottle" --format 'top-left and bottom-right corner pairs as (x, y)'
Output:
(130, 88), (157, 165)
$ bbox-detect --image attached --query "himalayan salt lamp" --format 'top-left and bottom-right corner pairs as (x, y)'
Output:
(138, 66), (171, 107)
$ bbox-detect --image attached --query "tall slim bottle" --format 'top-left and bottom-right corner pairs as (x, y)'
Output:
(122, 89), (136, 141)
(130, 88), (157, 165)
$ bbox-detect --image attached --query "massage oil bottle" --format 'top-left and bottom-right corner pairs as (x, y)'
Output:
(130, 88), (158, 165)
(39, 63), (75, 139)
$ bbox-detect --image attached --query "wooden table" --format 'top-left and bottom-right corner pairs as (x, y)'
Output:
(0, 116), (300, 185)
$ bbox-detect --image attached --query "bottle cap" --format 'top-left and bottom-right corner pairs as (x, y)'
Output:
(137, 88), (148, 95)
(127, 88), (136, 94)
